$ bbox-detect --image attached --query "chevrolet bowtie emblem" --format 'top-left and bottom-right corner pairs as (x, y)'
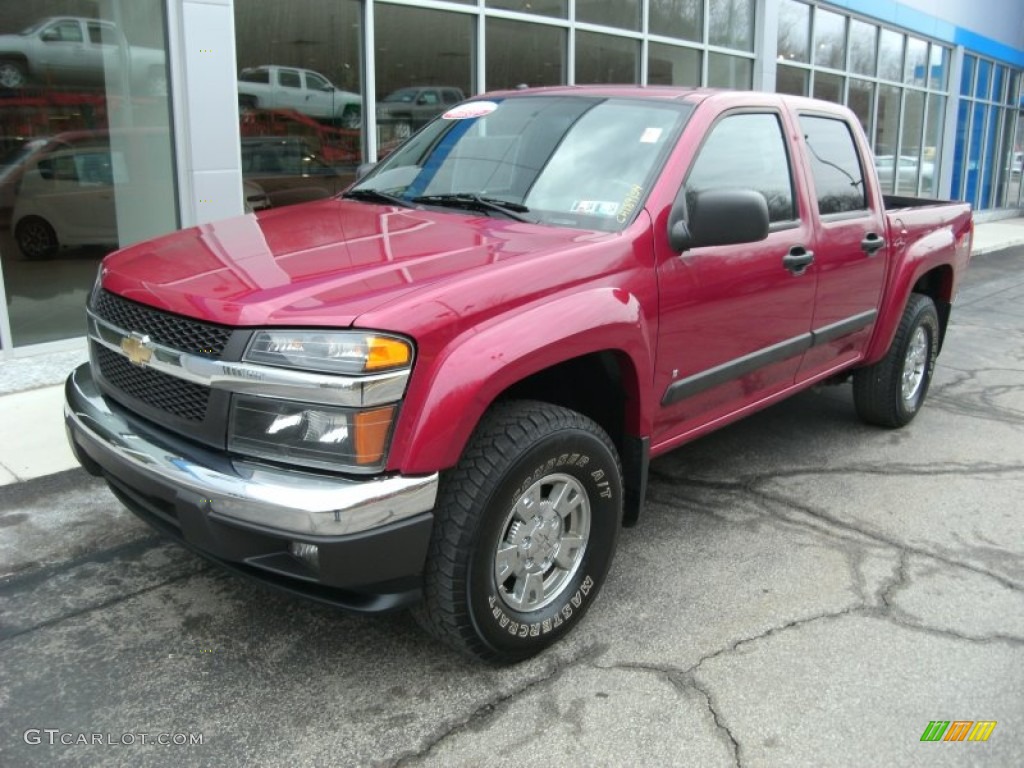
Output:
(121, 333), (153, 367)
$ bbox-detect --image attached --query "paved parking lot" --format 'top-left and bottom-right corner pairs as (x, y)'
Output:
(1, 248), (1022, 767)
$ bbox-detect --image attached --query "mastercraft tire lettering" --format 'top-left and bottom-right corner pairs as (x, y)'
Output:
(413, 400), (622, 663)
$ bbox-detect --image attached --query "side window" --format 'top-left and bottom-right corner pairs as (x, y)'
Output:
(686, 113), (796, 223)
(305, 72), (329, 90)
(46, 21), (84, 43)
(799, 116), (868, 215)
(419, 90), (440, 105)
(278, 70), (302, 89)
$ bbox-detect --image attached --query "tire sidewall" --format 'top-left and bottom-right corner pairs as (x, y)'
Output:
(897, 299), (940, 421)
(466, 429), (621, 658)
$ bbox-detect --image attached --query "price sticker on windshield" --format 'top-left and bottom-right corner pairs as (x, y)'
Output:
(443, 101), (499, 120)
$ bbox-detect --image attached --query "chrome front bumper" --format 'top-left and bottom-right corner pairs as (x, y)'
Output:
(65, 363), (437, 537)
(64, 363), (438, 609)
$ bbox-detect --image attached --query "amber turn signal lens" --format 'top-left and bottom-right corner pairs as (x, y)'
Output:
(353, 406), (396, 464)
(365, 336), (412, 371)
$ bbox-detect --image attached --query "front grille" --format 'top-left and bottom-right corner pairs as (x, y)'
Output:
(96, 345), (210, 421)
(93, 290), (232, 356)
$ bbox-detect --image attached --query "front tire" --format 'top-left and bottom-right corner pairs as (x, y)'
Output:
(853, 293), (940, 427)
(414, 401), (622, 663)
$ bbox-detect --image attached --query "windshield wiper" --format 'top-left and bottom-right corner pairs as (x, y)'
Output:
(411, 193), (532, 222)
(342, 188), (413, 208)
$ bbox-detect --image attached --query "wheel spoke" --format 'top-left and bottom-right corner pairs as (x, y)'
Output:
(514, 572), (545, 610)
(552, 485), (582, 520)
(553, 533), (584, 570)
(495, 544), (521, 581)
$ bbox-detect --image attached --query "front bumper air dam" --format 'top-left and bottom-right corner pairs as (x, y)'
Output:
(63, 363), (439, 612)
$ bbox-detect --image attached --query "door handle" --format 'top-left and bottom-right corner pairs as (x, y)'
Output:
(783, 246), (814, 276)
(861, 232), (885, 255)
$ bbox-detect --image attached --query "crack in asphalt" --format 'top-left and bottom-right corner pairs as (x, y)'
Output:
(390, 645), (605, 767)
(593, 660), (743, 767)
(647, 467), (1024, 593)
(0, 568), (208, 643)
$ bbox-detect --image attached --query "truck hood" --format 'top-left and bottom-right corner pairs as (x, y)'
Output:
(100, 198), (609, 328)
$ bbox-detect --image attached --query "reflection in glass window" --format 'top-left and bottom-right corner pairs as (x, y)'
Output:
(813, 10), (846, 70)
(921, 95), (945, 197)
(848, 79), (874, 135)
(975, 59), (992, 100)
(980, 105), (998, 208)
(960, 55), (976, 97)
(575, 31), (639, 84)
(0, 0), (176, 347)
(576, 0), (641, 31)
(813, 72), (843, 105)
(375, 4), (473, 146)
(649, 0), (702, 44)
(849, 20), (877, 76)
(777, 0), (810, 64)
(904, 38), (927, 86)
(897, 90), (925, 195)
(878, 29), (904, 82)
(235, 0), (362, 207)
(929, 45), (949, 91)
(709, 0), (754, 52)
(686, 113), (795, 223)
(992, 65), (1006, 103)
(648, 43), (700, 86)
(875, 84), (902, 192)
(799, 116), (867, 214)
(487, 0), (566, 18)
(708, 54), (752, 89)
(776, 65), (808, 97)
(487, 19), (564, 90)
(992, 109), (1015, 207)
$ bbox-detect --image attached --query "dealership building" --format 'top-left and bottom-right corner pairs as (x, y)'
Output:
(0, 0), (1021, 355)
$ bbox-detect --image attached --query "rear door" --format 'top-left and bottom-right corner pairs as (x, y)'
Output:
(795, 113), (888, 379)
(653, 109), (817, 447)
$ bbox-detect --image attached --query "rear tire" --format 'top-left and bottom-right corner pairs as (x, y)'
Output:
(853, 293), (939, 428)
(413, 400), (622, 663)
(15, 216), (58, 260)
(0, 59), (27, 89)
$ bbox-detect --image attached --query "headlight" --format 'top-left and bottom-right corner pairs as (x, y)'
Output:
(244, 330), (412, 374)
(229, 395), (396, 473)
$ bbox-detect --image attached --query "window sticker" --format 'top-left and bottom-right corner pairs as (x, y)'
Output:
(442, 101), (499, 120)
(640, 127), (664, 144)
(571, 200), (620, 216)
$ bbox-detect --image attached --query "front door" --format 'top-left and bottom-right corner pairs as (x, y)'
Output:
(653, 110), (818, 450)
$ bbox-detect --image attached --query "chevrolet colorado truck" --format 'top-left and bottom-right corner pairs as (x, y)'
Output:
(64, 87), (973, 663)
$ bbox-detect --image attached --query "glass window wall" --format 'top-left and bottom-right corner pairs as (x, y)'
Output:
(0, 0), (176, 348)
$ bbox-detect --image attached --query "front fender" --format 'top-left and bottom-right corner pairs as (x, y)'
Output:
(389, 287), (654, 475)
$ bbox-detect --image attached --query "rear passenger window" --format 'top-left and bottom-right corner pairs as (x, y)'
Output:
(799, 116), (868, 215)
(686, 113), (796, 223)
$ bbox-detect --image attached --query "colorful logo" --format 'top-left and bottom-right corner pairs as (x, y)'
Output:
(920, 721), (997, 742)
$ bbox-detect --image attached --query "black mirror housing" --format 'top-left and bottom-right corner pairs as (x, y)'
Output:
(669, 189), (770, 252)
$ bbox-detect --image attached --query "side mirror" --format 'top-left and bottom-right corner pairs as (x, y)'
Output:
(669, 189), (770, 252)
(355, 162), (376, 180)
(41, 29), (62, 42)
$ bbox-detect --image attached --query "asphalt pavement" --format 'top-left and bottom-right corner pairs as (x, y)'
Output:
(1, 246), (1022, 767)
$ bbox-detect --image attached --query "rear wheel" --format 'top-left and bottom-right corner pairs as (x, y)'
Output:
(853, 293), (939, 427)
(15, 217), (59, 260)
(414, 400), (622, 663)
(0, 60), (27, 89)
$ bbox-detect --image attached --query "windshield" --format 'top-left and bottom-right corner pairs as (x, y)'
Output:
(382, 88), (419, 103)
(353, 96), (691, 231)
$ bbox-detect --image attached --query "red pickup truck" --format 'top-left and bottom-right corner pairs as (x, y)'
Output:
(65, 87), (972, 663)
